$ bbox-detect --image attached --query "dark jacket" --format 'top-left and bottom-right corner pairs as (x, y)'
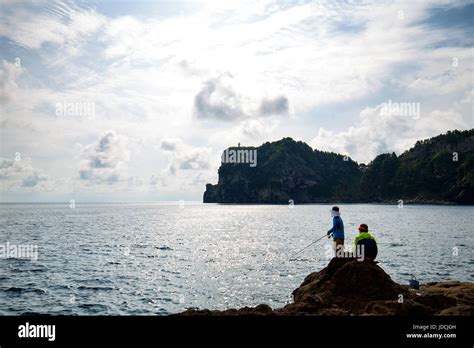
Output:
(328, 216), (344, 239)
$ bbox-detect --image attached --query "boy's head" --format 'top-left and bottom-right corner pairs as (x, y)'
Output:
(358, 224), (368, 232)
(330, 206), (340, 216)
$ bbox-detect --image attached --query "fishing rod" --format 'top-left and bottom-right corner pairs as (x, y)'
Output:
(289, 233), (332, 260)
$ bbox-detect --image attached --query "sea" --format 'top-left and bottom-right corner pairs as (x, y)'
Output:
(0, 203), (473, 315)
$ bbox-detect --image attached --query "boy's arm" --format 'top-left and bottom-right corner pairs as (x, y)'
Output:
(327, 218), (336, 235)
(354, 235), (361, 247)
(353, 235), (361, 254)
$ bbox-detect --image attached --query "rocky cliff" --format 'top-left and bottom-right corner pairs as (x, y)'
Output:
(203, 129), (474, 204)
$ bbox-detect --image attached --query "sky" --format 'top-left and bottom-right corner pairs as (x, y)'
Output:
(0, 0), (473, 202)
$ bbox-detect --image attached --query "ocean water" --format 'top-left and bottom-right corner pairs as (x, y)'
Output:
(0, 203), (473, 315)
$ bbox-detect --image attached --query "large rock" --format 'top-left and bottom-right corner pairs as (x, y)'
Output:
(284, 258), (407, 315)
(178, 258), (474, 316)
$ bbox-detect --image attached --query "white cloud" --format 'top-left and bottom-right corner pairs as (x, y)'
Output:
(160, 138), (183, 152)
(165, 145), (213, 175)
(0, 156), (48, 191)
(193, 73), (291, 121)
(0, 3), (105, 49)
(311, 101), (470, 164)
(22, 172), (48, 188)
(176, 147), (212, 171)
(0, 59), (23, 104)
(194, 73), (247, 121)
(460, 88), (474, 104)
(149, 138), (217, 192)
(78, 131), (130, 185)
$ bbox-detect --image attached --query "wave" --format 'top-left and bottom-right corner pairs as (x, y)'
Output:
(19, 311), (52, 316)
(155, 246), (173, 251)
(77, 285), (115, 291)
(3, 287), (47, 295)
(9, 267), (47, 273)
(78, 303), (110, 314)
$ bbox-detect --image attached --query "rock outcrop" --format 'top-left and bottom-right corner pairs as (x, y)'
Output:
(179, 258), (474, 316)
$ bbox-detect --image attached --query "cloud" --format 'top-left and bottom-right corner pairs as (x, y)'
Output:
(259, 95), (289, 116)
(194, 74), (245, 121)
(163, 145), (212, 175)
(0, 59), (23, 104)
(22, 172), (48, 187)
(151, 139), (216, 191)
(0, 158), (19, 180)
(311, 100), (470, 163)
(240, 119), (269, 139)
(194, 74), (290, 121)
(79, 131), (130, 184)
(460, 88), (473, 104)
(0, 157), (48, 190)
(0, 2), (105, 49)
(176, 147), (212, 170)
(127, 175), (145, 189)
(159, 138), (213, 183)
(160, 138), (182, 151)
(149, 174), (165, 187)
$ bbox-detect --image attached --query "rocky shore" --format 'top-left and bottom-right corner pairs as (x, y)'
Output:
(179, 258), (474, 316)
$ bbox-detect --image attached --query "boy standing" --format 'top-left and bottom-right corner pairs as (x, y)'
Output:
(327, 206), (344, 255)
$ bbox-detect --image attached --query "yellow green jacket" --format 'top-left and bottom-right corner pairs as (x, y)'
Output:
(353, 232), (376, 250)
